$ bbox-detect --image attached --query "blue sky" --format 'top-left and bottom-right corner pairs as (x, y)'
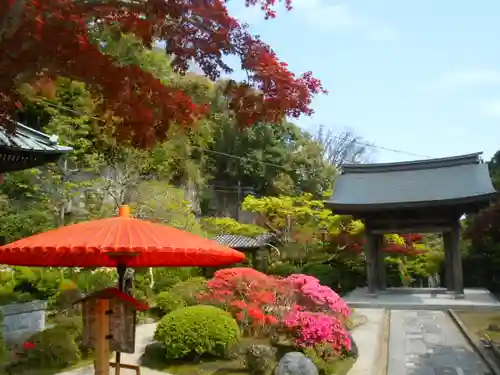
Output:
(221, 0), (500, 163)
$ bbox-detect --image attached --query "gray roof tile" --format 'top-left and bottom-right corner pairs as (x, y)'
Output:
(0, 120), (72, 172)
(326, 153), (497, 211)
(213, 233), (275, 249)
(0, 120), (72, 153)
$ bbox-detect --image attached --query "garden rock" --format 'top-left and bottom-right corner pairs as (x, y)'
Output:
(488, 324), (500, 332)
(350, 312), (368, 329)
(275, 352), (318, 375)
(142, 342), (166, 365)
(246, 344), (277, 375)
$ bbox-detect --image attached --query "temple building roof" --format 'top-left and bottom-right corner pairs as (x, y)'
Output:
(0, 120), (72, 173)
(325, 153), (498, 213)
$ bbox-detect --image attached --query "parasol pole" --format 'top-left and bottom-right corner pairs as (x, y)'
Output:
(114, 264), (127, 375)
(115, 204), (130, 375)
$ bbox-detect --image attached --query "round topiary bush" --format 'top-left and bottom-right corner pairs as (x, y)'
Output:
(168, 277), (207, 305)
(23, 327), (81, 368)
(155, 291), (186, 315)
(52, 315), (83, 339)
(154, 305), (240, 360)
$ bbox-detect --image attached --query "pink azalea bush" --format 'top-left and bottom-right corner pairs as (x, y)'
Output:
(285, 274), (350, 317)
(199, 268), (352, 357)
(283, 308), (351, 352)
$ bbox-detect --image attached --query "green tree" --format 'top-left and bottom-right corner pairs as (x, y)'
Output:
(242, 193), (344, 262)
(206, 121), (335, 198)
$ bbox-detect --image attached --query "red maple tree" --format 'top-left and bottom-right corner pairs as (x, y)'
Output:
(328, 229), (426, 256)
(0, 0), (325, 146)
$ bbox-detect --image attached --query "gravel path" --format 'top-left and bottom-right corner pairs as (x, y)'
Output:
(348, 308), (386, 375)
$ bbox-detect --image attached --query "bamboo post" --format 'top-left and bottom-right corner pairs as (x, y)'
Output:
(94, 299), (110, 375)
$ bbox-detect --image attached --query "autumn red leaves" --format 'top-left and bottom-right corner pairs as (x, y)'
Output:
(0, 0), (325, 146)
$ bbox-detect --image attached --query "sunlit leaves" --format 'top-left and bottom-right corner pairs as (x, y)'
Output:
(201, 217), (267, 237)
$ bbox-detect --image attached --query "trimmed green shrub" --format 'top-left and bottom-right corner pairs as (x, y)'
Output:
(245, 344), (277, 375)
(155, 291), (186, 315)
(23, 327), (81, 368)
(153, 267), (200, 293)
(267, 262), (300, 277)
(154, 305), (240, 360)
(168, 277), (207, 305)
(51, 315), (95, 358)
(52, 315), (83, 338)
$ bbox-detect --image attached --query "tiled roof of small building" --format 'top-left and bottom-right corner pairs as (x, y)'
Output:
(0, 121), (72, 152)
(0, 120), (72, 172)
(213, 233), (276, 250)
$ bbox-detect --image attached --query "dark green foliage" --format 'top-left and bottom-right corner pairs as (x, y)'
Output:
(72, 269), (117, 293)
(267, 262), (301, 277)
(0, 313), (6, 367)
(152, 267), (201, 294)
(300, 263), (338, 288)
(245, 344), (277, 375)
(13, 267), (62, 302)
(168, 277), (207, 306)
(321, 256), (366, 295)
(154, 305), (240, 360)
(155, 291), (186, 316)
(460, 152), (500, 293)
(52, 315), (83, 340)
(461, 239), (500, 292)
(49, 315), (94, 358)
(133, 270), (155, 300)
(143, 342), (167, 365)
(54, 280), (84, 315)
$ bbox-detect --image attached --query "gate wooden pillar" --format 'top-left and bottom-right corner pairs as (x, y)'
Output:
(450, 220), (464, 297)
(443, 230), (454, 292)
(442, 220), (464, 298)
(375, 234), (387, 291)
(365, 231), (378, 296)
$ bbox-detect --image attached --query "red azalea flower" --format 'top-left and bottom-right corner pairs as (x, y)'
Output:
(23, 341), (36, 350)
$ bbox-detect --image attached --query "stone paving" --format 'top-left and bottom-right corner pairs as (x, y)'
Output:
(345, 287), (500, 311)
(388, 310), (491, 375)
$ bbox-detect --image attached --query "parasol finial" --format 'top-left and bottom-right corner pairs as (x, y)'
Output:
(119, 205), (130, 217)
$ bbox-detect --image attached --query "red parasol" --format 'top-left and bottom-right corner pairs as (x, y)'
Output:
(0, 205), (245, 268)
(0, 205), (245, 375)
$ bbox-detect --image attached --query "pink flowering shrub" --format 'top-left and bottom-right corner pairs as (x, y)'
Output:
(283, 308), (351, 352)
(285, 274), (350, 318)
(199, 268), (352, 356)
